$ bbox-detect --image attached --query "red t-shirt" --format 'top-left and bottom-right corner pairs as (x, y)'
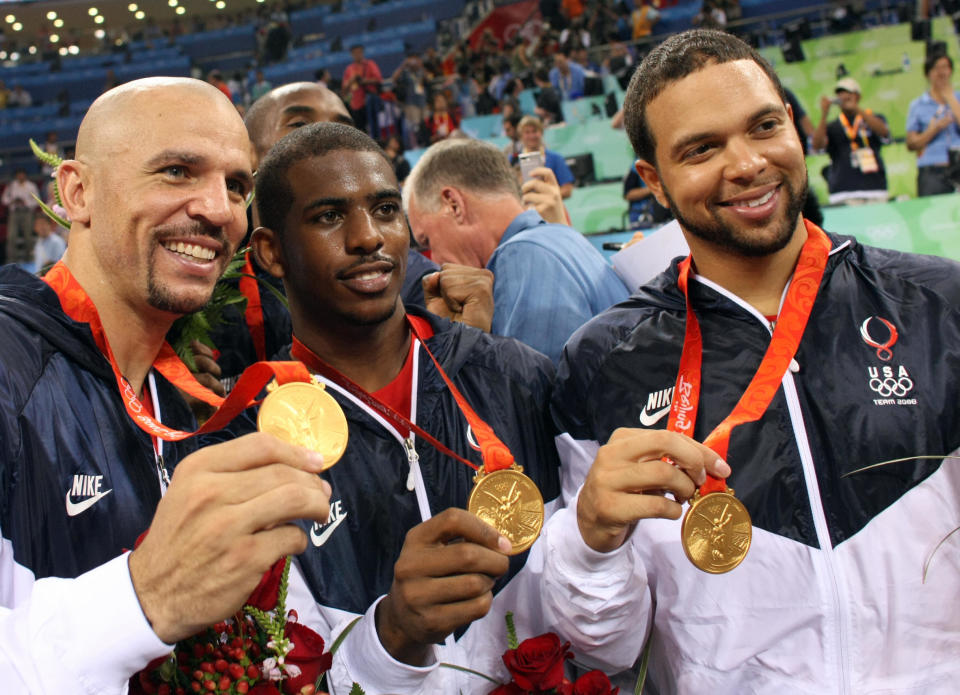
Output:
(372, 315), (434, 435)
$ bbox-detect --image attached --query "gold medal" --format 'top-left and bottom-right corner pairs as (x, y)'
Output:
(467, 464), (544, 555)
(257, 380), (348, 470)
(681, 488), (752, 574)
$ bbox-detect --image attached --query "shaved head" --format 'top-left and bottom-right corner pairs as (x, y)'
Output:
(59, 76), (255, 320)
(77, 77), (239, 165)
(244, 81), (354, 158)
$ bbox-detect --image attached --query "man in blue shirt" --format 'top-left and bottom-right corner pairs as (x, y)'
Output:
(404, 137), (629, 363)
(513, 114), (576, 198)
(550, 49), (587, 101)
(906, 52), (960, 196)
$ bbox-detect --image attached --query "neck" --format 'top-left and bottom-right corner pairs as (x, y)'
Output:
(293, 301), (410, 392)
(841, 107), (860, 120)
(62, 249), (175, 395)
(682, 218), (809, 317)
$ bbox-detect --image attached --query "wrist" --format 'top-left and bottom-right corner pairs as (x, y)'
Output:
(374, 596), (431, 666)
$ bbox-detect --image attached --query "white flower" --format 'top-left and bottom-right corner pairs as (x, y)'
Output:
(285, 664), (302, 678)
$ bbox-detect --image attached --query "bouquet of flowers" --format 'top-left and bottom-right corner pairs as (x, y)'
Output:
(131, 557), (332, 695)
(487, 614), (618, 695)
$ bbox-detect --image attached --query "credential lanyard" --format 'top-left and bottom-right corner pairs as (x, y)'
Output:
(290, 316), (515, 474)
(43, 261), (311, 441)
(666, 221), (832, 495)
(839, 112), (868, 151)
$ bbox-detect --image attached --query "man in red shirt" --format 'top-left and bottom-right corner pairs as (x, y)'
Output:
(341, 44), (382, 133)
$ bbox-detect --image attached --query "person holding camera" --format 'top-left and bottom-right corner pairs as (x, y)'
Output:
(813, 77), (890, 204)
(906, 52), (960, 196)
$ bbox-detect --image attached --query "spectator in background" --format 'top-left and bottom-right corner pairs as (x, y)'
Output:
(250, 70), (273, 102)
(550, 48), (587, 100)
(40, 131), (63, 177)
(342, 44), (382, 133)
(1, 169), (39, 266)
(422, 46), (443, 79)
(784, 86), (824, 226)
(447, 63), (480, 119)
(8, 84), (32, 108)
(632, 0), (661, 39)
(533, 67), (565, 125)
(623, 164), (671, 229)
(814, 77), (890, 204)
(514, 115), (575, 198)
(603, 42), (636, 90)
(502, 110), (523, 158)
(422, 91), (460, 144)
(0, 80), (9, 108)
(694, 0), (727, 30)
(207, 70), (232, 101)
(391, 52), (429, 139)
(382, 134), (411, 185)
(227, 72), (247, 105)
(405, 138), (628, 363)
(32, 210), (66, 273)
(906, 52), (960, 196)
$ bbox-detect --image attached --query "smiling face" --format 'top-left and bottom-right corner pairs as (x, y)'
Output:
(636, 59), (807, 258)
(73, 82), (254, 318)
(259, 149), (408, 330)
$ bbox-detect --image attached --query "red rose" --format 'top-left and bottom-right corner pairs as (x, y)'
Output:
(488, 683), (526, 695)
(501, 633), (572, 691)
(246, 558), (287, 611)
(281, 621), (333, 694)
(556, 678), (574, 695)
(572, 670), (618, 695)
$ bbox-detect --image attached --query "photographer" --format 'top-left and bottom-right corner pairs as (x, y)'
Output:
(813, 77), (890, 204)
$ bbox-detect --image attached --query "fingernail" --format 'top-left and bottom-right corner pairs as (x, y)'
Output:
(497, 535), (513, 554)
(307, 451), (325, 470)
(715, 459), (732, 477)
(696, 469), (707, 486)
(320, 479), (332, 497)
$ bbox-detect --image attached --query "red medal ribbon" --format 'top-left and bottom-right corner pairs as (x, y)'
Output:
(290, 315), (516, 473)
(667, 221), (832, 495)
(43, 261), (311, 441)
(239, 249), (267, 362)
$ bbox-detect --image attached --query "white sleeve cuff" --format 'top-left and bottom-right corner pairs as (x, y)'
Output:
(546, 488), (636, 582)
(11, 552), (172, 694)
(334, 595), (439, 694)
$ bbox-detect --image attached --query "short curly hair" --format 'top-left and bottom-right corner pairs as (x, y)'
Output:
(623, 29), (786, 166)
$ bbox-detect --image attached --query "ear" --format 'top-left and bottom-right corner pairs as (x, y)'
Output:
(57, 160), (91, 226)
(251, 226), (285, 279)
(439, 186), (467, 224)
(635, 158), (669, 210)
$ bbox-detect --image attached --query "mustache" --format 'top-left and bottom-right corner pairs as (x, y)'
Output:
(336, 253), (397, 279)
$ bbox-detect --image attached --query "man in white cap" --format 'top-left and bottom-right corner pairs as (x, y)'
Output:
(812, 76), (891, 204)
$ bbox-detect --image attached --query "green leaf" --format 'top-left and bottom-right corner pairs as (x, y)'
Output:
(329, 616), (362, 655)
(349, 684), (366, 695)
(505, 611), (519, 650)
(32, 195), (71, 231)
(438, 662), (499, 684)
(634, 632), (652, 695)
(29, 138), (63, 169)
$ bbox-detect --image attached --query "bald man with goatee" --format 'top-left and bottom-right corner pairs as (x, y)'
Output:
(0, 77), (331, 692)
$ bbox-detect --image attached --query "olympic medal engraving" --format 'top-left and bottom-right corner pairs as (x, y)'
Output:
(257, 381), (348, 470)
(681, 489), (752, 573)
(467, 465), (544, 555)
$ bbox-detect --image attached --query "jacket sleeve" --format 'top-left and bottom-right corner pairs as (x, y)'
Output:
(285, 562), (442, 695)
(0, 551), (172, 694)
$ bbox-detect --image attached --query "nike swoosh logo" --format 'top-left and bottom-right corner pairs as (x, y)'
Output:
(65, 488), (113, 517)
(639, 404), (672, 427)
(310, 512), (348, 547)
